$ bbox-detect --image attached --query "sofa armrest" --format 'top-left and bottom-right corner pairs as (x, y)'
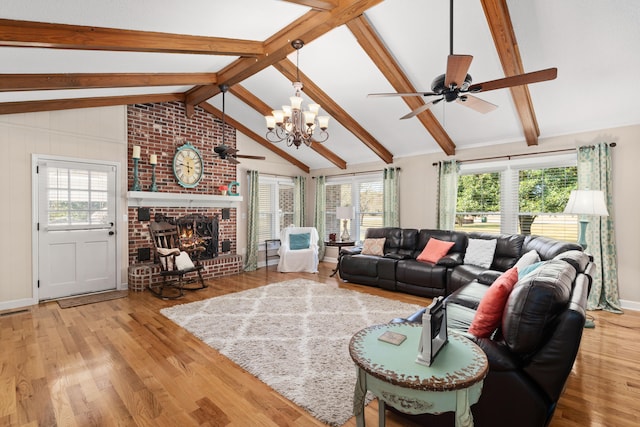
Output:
(471, 336), (522, 371)
(478, 270), (502, 285)
(437, 252), (464, 267)
(340, 246), (362, 256)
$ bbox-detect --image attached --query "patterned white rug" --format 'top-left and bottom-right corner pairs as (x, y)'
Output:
(160, 279), (423, 426)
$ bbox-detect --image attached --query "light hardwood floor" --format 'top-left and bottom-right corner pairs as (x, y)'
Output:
(1, 262), (639, 426)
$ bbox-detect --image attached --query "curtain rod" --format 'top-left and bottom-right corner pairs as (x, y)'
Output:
(431, 143), (616, 166)
(312, 167), (400, 179)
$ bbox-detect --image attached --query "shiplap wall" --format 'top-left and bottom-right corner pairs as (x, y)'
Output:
(0, 106), (127, 309)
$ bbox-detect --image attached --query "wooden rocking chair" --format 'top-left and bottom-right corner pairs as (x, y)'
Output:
(148, 221), (207, 299)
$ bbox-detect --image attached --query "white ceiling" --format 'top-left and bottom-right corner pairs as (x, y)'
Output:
(2, 0), (639, 171)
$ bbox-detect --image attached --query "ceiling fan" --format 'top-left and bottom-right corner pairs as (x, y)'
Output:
(214, 84), (266, 164)
(368, 0), (558, 120)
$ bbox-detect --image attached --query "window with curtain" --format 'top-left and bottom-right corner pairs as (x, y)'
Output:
(454, 154), (578, 241)
(325, 173), (383, 243)
(258, 176), (294, 243)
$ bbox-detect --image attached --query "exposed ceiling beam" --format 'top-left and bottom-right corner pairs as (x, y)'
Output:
(230, 84), (347, 170)
(0, 93), (185, 115)
(346, 15), (456, 156)
(273, 59), (393, 164)
(0, 18), (263, 56)
(281, 0), (338, 11)
(185, 0), (383, 107)
(0, 73), (217, 91)
(200, 102), (310, 173)
(480, 0), (540, 146)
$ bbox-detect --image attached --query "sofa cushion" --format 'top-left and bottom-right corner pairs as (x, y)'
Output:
(468, 232), (524, 271)
(468, 267), (519, 338)
(289, 232), (311, 250)
(502, 260), (576, 355)
(464, 238), (497, 268)
(514, 249), (541, 270)
(518, 261), (546, 279)
(417, 238), (455, 263)
(361, 238), (385, 256)
(523, 235), (582, 260)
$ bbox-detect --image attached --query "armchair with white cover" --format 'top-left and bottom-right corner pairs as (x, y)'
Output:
(277, 226), (319, 273)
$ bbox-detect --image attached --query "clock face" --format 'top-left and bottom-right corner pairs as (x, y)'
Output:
(172, 143), (203, 188)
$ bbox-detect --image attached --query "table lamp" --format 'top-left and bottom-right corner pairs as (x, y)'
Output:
(563, 190), (609, 250)
(336, 206), (355, 241)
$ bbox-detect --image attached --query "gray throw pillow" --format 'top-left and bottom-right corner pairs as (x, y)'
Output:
(514, 249), (541, 271)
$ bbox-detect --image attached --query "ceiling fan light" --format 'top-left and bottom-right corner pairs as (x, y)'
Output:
(265, 115), (276, 130)
(272, 110), (284, 125)
(290, 96), (303, 110)
(317, 115), (330, 130)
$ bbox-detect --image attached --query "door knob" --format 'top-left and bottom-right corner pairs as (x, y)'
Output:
(109, 231), (115, 236)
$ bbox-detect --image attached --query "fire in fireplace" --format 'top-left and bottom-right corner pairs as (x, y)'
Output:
(154, 213), (219, 260)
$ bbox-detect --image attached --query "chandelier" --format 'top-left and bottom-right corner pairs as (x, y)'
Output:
(265, 39), (330, 148)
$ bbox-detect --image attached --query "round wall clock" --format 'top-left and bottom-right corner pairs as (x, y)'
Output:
(172, 142), (204, 188)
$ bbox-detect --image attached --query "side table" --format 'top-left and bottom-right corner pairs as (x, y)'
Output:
(324, 240), (355, 277)
(264, 239), (281, 275)
(349, 323), (488, 427)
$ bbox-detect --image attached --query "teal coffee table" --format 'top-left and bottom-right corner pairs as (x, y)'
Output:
(349, 323), (488, 427)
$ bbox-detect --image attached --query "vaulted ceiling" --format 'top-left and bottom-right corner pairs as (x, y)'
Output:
(2, 0), (639, 172)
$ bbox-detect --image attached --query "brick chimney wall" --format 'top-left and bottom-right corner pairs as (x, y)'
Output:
(127, 101), (242, 282)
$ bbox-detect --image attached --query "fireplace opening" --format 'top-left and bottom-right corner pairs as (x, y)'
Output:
(154, 213), (219, 260)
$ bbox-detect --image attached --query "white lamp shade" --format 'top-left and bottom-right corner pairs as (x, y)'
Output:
(290, 96), (303, 110)
(317, 115), (330, 130)
(336, 206), (355, 220)
(563, 190), (609, 216)
(265, 115), (276, 129)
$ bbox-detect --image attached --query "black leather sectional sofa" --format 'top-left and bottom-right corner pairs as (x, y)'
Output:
(339, 227), (591, 427)
(338, 227), (582, 297)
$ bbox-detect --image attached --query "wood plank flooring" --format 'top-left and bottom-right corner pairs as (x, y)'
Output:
(1, 262), (639, 426)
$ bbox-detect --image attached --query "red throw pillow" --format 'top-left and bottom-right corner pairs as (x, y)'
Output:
(468, 267), (519, 338)
(416, 238), (455, 263)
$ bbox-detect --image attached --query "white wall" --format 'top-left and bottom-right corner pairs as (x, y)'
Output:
(0, 106), (128, 310)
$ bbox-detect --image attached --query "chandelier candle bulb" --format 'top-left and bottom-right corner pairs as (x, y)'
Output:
(265, 115), (276, 130)
(132, 145), (141, 159)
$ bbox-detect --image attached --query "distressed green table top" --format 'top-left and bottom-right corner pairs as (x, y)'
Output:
(349, 323), (488, 392)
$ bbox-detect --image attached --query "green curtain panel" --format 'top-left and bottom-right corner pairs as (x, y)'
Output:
(314, 176), (326, 261)
(383, 167), (400, 227)
(294, 176), (306, 227)
(577, 143), (622, 313)
(437, 160), (459, 230)
(244, 170), (259, 272)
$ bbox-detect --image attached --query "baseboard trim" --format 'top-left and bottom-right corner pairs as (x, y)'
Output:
(619, 299), (640, 312)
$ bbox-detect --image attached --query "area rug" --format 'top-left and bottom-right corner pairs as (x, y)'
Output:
(160, 279), (423, 426)
(57, 290), (128, 308)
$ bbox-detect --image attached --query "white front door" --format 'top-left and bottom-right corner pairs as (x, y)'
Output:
(37, 159), (117, 300)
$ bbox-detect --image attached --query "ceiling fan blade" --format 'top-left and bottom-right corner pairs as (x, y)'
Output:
(226, 156), (240, 165)
(456, 95), (498, 114)
(445, 54), (473, 88)
(400, 99), (441, 120)
(236, 154), (266, 160)
(368, 92), (438, 98)
(468, 68), (558, 93)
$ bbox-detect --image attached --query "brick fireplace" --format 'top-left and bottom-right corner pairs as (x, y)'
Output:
(127, 101), (243, 284)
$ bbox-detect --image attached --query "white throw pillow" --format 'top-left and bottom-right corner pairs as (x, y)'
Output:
(157, 247), (180, 270)
(464, 238), (497, 269)
(514, 249), (541, 271)
(175, 251), (195, 271)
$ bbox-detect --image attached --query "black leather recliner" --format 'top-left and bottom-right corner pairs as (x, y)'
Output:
(393, 250), (592, 427)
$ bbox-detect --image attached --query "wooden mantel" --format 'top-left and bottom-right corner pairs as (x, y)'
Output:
(127, 191), (243, 208)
